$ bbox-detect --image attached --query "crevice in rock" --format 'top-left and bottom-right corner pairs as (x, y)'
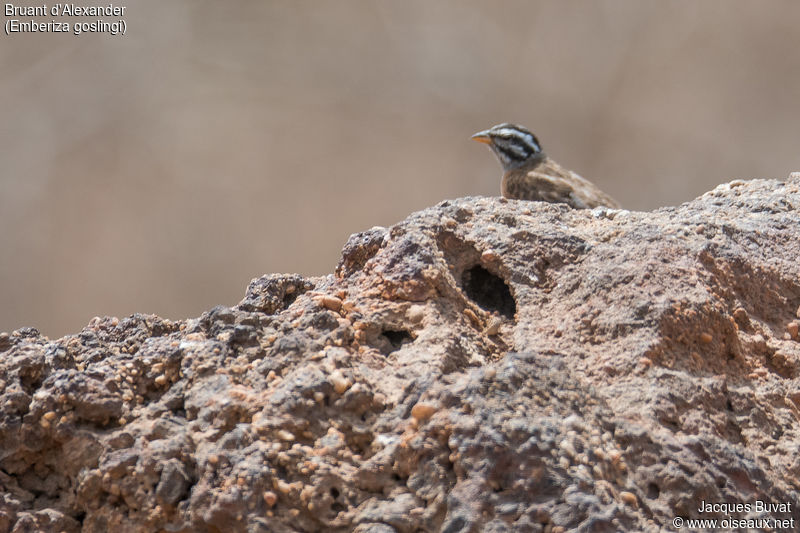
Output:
(435, 231), (518, 320)
(366, 325), (416, 356)
(282, 291), (301, 309)
(391, 473), (404, 482)
(461, 265), (516, 319)
(18, 368), (44, 396)
(381, 329), (413, 352)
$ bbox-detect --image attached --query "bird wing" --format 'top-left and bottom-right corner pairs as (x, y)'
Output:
(522, 171), (593, 209)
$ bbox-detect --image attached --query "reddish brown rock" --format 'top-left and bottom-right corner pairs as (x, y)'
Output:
(2, 176), (800, 532)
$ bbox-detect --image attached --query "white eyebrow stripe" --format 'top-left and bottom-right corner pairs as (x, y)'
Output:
(494, 128), (517, 137)
(495, 130), (539, 150)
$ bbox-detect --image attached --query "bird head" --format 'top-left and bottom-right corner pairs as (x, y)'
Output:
(471, 123), (543, 170)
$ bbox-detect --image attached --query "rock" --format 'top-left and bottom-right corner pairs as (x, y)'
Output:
(155, 459), (191, 506)
(238, 273), (316, 315)
(2, 176), (800, 531)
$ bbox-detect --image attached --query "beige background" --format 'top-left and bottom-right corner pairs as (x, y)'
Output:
(2, 1), (800, 338)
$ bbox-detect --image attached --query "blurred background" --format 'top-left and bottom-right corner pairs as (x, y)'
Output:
(2, 1), (800, 338)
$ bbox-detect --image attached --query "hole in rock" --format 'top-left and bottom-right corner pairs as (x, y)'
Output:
(330, 487), (340, 499)
(462, 265), (516, 319)
(647, 483), (660, 499)
(381, 329), (413, 353)
(282, 291), (300, 308)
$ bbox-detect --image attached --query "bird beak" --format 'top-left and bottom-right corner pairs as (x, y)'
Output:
(471, 130), (492, 144)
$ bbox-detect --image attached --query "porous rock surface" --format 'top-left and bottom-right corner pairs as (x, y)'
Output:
(2, 177), (800, 532)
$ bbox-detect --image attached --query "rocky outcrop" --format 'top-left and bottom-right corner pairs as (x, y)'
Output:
(2, 176), (800, 532)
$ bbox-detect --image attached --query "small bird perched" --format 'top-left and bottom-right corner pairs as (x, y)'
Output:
(472, 123), (619, 209)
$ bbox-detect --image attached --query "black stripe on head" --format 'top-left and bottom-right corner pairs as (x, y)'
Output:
(489, 123), (542, 154)
(494, 141), (531, 164)
(486, 123), (542, 169)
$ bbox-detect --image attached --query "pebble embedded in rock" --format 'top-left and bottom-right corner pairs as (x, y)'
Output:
(787, 321), (798, 340)
(319, 295), (343, 313)
(329, 370), (351, 394)
(410, 402), (437, 422)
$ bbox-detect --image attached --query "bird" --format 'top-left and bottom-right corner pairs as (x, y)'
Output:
(471, 123), (619, 209)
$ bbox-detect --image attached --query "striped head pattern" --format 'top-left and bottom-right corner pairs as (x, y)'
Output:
(471, 123), (543, 170)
